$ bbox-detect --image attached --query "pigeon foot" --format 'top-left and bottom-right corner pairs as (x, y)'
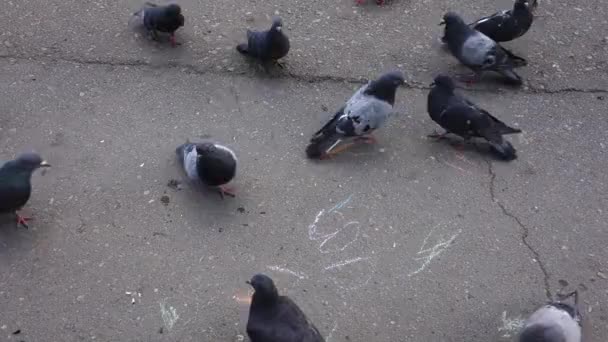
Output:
(16, 213), (32, 229)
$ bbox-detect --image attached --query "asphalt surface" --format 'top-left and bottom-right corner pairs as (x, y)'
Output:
(1, 0), (607, 341)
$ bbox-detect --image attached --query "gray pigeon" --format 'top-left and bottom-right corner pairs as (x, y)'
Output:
(519, 291), (582, 342)
(236, 16), (290, 65)
(131, 2), (185, 47)
(427, 75), (521, 160)
(0, 153), (50, 228)
(306, 71), (405, 159)
(246, 274), (325, 342)
(441, 12), (527, 85)
(176, 140), (237, 198)
(471, 0), (536, 42)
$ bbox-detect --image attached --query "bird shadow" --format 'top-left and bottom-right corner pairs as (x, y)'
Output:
(0, 216), (36, 259)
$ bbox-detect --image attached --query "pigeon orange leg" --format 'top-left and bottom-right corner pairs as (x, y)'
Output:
(15, 212), (32, 229)
(428, 130), (450, 139)
(218, 185), (236, 199)
(322, 142), (356, 159)
(169, 33), (178, 47)
(456, 72), (480, 85)
(355, 134), (377, 144)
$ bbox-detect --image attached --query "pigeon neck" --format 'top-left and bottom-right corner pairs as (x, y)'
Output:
(365, 84), (397, 105)
(251, 292), (279, 308)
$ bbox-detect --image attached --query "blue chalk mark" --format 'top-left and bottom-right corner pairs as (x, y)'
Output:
(328, 194), (353, 214)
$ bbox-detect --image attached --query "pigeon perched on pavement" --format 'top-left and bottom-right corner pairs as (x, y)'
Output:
(0, 153), (50, 229)
(131, 2), (185, 47)
(306, 71), (405, 159)
(427, 75), (521, 160)
(246, 274), (325, 342)
(519, 291), (582, 342)
(441, 12), (527, 85)
(355, 0), (385, 5)
(236, 16), (290, 66)
(176, 140), (237, 198)
(471, 0), (536, 42)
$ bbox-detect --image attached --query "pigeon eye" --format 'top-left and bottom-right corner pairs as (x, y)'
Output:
(363, 125), (371, 132)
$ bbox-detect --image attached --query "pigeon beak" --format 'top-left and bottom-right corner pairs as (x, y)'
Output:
(439, 19), (445, 26)
(39, 160), (51, 167)
(276, 26), (282, 32)
(430, 82), (435, 86)
(245, 280), (252, 286)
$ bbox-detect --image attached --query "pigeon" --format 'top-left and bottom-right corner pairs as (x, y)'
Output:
(440, 12), (527, 85)
(131, 2), (185, 47)
(246, 274), (325, 342)
(305, 71), (405, 159)
(471, 0), (536, 42)
(519, 291), (582, 342)
(175, 140), (237, 198)
(236, 16), (290, 66)
(0, 153), (50, 229)
(427, 75), (521, 160)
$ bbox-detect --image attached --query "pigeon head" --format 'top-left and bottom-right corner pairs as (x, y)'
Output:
(13, 153), (50, 172)
(431, 75), (456, 90)
(165, 4), (182, 17)
(364, 71), (405, 105)
(440, 12), (466, 27)
(271, 16), (283, 32)
(247, 274), (279, 302)
(514, 0), (529, 10)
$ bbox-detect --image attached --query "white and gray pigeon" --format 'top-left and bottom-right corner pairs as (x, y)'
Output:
(441, 12), (527, 85)
(305, 71), (405, 159)
(175, 140), (237, 198)
(427, 75), (521, 160)
(519, 291), (582, 342)
(0, 153), (50, 229)
(246, 274), (325, 342)
(236, 16), (290, 65)
(471, 0), (537, 42)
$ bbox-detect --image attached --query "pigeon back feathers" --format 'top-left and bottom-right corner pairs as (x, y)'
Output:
(246, 274), (325, 342)
(472, 0), (534, 42)
(176, 141), (237, 187)
(520, 302), (581, 342)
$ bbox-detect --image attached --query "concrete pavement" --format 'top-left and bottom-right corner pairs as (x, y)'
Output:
(1, 0), (607, 341)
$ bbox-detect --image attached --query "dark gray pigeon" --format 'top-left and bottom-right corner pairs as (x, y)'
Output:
(236, 16), (290, 65)
(246, 274), (325, 342)
(131, 2), (185, 47)
(176, 140), (237, 198)
(0, 153), (50, 228)
(519, 291), (582, 342)
(471, 0), (536, 42)
(441, 12), (527, 85)
(306, 71), (405, 159)
(427, 75), (521, 160)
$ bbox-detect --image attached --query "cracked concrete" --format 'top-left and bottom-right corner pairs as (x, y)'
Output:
(1, 0), (607, 341)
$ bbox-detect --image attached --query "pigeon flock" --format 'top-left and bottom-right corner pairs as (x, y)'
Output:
(0, 0), (587, 341)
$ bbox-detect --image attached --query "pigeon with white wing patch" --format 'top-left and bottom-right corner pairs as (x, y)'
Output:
(306, 71), (404, 159)
(176, 140), (237, 198)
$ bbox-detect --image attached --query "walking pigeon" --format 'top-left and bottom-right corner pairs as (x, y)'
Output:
(427, 75), (521, 160)
(471, 0), (536, 42)
(176, 140), (237, 198)
(131, 2), (185, 47)
(355, 0), (385, 5)
(519, 291), (582, 342)
(306, 71), (405, 159)
(440, 12), (527, 85)
(0, 153), (50, 228)
(246, 274), (325, 342)
(236, 16), (290, 65)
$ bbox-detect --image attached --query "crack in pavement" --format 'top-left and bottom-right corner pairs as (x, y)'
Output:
(1, 53), (607, 95)
(485, 159), (552, 300)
